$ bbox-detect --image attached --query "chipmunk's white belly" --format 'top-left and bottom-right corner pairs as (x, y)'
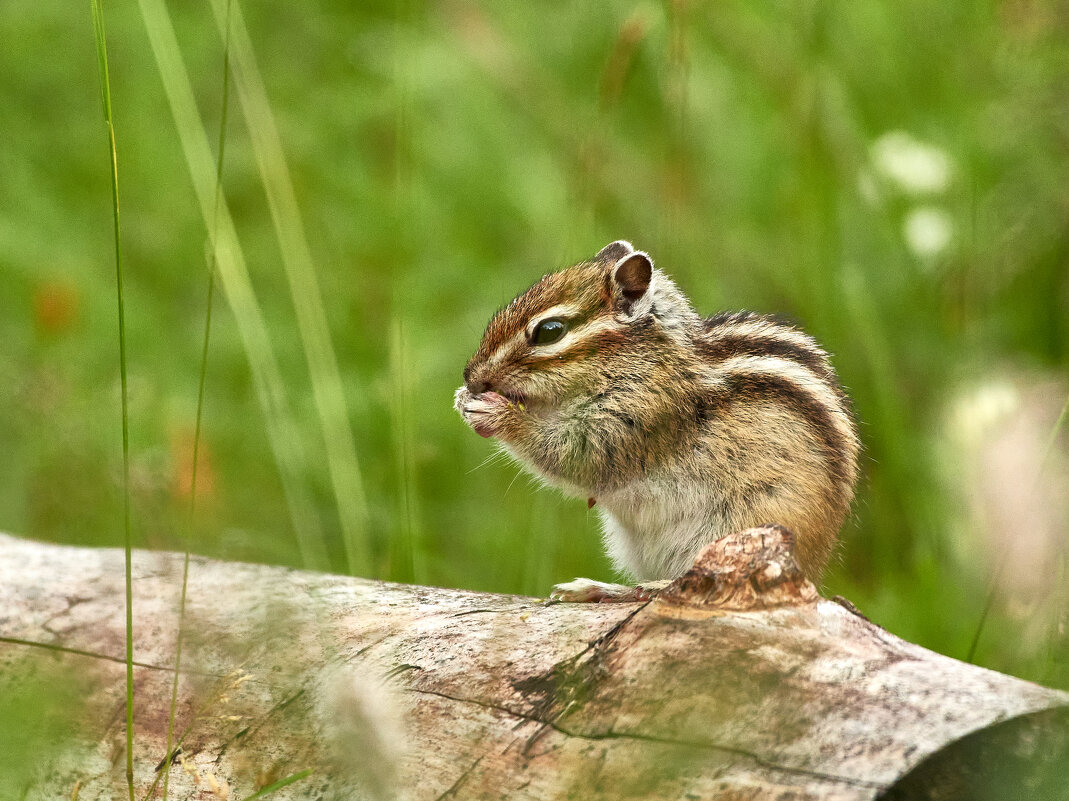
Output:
(597, 477), (738, 581)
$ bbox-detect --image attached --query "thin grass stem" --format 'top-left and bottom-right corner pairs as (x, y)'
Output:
(159, 2), (233, 799)
(238, 769), (313, 801)
(965, 560), (1004, 664)
(141, 669), (245, 801)
(88, 1), (135, 797)
(1040, 393), (1069, 471)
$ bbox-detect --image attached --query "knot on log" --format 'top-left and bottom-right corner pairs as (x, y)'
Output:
(658, 525), (818, 610)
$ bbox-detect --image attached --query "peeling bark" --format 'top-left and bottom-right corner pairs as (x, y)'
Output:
(0, 527), (1066, 800)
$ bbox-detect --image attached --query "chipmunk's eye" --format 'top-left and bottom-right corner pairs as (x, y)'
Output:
(532, 318), (568, 345)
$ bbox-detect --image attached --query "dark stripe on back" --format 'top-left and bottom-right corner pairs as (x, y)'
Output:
(711, 372), (854, 496)
(698, 333), (838, 388)
(701, 312), (842, 393)
(705, 309), (802, 330)
(704, 310), (761, 328)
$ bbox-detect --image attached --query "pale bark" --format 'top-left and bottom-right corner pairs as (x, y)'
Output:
(0, 527), (1065, 801)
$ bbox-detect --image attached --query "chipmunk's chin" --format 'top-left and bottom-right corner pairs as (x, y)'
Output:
(469, 395), (503, 438)
(473, 423), (496, 438)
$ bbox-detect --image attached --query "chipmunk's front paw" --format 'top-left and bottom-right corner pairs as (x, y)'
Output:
(549, 578), (669, 604)
(454, 387), (510, 439)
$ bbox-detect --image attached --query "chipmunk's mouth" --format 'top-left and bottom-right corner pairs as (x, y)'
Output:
(496, 387), (527, 406)
(459, 381), (555, 422)
(496, 386), (554, 414)
(467, 380), (532, 408)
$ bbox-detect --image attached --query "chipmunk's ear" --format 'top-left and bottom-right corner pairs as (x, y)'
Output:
(595, 240), (634, 263)
(611, 251), (653, 307)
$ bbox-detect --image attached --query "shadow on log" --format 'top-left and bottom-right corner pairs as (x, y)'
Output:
(0, 526), (1066, 800)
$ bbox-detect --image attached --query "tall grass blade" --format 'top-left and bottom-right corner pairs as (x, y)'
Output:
(88, 1), (135, 797)
(205, 0), (371, 577)
(388, 318), (423, 583)
(1040, 392), (1069, 471)
(160, 2), (233, 799)
(136, 0), (329, 570)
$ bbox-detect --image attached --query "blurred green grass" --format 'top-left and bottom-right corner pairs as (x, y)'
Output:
(0, 0), (1067, 693)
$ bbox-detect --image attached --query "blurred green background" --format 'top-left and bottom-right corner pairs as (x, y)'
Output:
(1, 0), (1066, 691)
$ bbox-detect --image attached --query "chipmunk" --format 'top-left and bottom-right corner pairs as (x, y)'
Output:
(454, 241), (859, 602)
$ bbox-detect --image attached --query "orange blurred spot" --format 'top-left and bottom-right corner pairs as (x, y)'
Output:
(170, 426), (217, 504)
(33, 280), (80, 335)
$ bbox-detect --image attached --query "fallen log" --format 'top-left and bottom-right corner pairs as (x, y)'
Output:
(0, 527), (1066, 800)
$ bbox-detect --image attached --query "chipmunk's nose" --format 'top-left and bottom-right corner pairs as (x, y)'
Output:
(464, 362), (492, 395)
(466, 378), (490, 395)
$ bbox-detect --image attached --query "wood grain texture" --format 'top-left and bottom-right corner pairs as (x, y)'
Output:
(0, 527), (1066, 800)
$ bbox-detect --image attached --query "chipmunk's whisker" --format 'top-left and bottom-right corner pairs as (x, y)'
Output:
(502, 467), (525, 498)
(467, 450), (509, 474)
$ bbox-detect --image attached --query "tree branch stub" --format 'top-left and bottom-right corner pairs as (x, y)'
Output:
(658, 524), (819, 611)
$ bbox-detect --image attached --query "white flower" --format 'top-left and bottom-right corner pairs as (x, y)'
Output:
(949, 380), (1020, 447)
(903, 205), (954, 259)
(871, 130), (953, 195)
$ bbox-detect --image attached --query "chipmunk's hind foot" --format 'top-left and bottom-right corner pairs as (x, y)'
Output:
(548, 578), (671, 604)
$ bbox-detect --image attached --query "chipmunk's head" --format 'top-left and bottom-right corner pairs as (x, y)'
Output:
(460, 241), (696, 413)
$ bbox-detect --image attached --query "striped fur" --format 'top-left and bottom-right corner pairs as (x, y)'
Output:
(455, 243), (860, 582)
